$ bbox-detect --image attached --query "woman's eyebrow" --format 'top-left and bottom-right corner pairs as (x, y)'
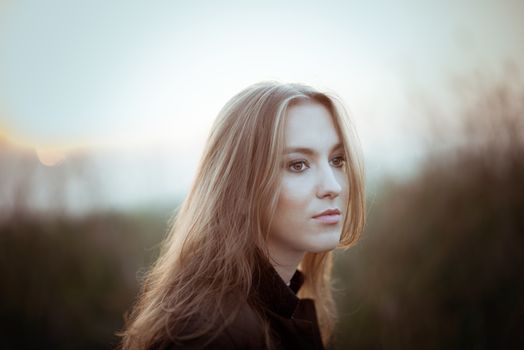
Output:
(284, 142), (343, 155)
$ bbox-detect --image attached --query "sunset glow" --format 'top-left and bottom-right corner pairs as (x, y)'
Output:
(35, 147), (67, 167)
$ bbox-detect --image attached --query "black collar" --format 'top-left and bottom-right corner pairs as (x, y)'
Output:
(251, 257), (305, 319)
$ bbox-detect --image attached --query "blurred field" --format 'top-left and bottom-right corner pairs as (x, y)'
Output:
(332, 75), (524, 349)
(1, 74), (523, 349)
(0, 209), (170, 349)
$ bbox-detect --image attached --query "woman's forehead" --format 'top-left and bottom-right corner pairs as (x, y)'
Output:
(283, 102), (341, 151)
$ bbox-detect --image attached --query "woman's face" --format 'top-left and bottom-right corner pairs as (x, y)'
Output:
(267, 101), (349, 265)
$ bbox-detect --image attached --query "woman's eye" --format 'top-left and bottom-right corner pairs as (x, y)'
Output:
(289, 160), (309, 172)
(330, 156), (346, 167)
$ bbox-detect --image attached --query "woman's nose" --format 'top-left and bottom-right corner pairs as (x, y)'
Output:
(316, 162), (342, 199)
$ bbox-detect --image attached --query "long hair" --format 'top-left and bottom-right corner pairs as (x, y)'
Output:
(118, 81), (365, 349)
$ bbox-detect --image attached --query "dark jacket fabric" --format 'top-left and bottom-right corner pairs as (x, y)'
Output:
(157, 260), (325, 350)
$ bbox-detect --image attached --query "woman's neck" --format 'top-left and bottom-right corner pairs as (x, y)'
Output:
(266, 244), (305, 285)
(273, 264), (296, 286)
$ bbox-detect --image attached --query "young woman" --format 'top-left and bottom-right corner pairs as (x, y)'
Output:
(119, 81), (365, 349)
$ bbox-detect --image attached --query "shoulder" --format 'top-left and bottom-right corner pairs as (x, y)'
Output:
(158, 302), (266, 350)
(224, 301), (266, 346)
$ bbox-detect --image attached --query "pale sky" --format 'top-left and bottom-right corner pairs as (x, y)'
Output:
(1, 0), (523, 210)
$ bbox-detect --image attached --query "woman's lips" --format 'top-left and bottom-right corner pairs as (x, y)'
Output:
(313, 213), (341, 224)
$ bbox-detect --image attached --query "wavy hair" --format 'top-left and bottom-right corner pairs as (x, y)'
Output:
(118, 81), (365, 349)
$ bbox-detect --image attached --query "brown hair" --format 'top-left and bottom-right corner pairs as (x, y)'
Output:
(118, 81), (365, 349)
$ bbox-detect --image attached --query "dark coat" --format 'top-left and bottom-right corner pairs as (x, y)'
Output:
(157, 260), (325, 350)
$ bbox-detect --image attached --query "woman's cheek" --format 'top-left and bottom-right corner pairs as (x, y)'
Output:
(281, 174), (312, 204)
(335, 173), (349, 217)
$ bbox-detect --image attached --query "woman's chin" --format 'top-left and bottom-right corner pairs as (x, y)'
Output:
(305, 236), (341, 253)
